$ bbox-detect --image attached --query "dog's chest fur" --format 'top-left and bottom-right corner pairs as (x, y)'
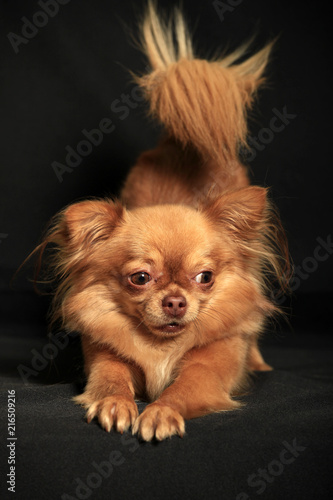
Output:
(131, 335), (192, 401)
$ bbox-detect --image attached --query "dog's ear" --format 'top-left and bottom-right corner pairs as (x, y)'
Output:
(202, 186), (267, 240)
(51, 199), (125, 251)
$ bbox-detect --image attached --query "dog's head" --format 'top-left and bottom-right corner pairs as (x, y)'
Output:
(42, 186), (287, 339)
(103, 203), (225, 338)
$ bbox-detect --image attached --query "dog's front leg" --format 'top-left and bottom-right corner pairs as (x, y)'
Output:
(74, 336), (141, 434)
(133, 335), (248, 441)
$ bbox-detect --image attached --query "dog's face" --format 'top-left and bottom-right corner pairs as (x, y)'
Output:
(107, 204), (228, 338)
(56, 187), (267, 339)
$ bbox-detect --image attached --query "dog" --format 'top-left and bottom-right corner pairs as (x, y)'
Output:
(32, 2), (290, 441)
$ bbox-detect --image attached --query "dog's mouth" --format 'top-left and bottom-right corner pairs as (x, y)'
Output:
(155, 322), (185, 335)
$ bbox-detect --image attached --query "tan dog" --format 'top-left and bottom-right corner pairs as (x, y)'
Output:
(34, 2), (289, 440)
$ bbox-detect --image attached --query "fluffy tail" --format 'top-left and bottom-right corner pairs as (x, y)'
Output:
(134, 1), (273, 166)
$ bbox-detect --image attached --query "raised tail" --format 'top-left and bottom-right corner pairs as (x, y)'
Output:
(134, 1), (274, 167)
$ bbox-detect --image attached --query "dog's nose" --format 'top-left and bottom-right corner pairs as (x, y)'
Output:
(162, 295), (187, 317)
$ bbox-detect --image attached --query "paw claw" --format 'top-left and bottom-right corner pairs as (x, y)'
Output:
(132, 403), (185, 442)
(81, 395), (138, 434)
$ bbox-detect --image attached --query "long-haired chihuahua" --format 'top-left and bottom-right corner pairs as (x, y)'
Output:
(31, 2), (290, 440)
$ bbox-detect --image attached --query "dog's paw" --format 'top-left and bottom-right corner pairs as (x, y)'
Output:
(132, 403), (185, 441)
(84, 395), (139, 434)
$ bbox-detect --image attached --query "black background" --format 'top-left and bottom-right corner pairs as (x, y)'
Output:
(0, 2), (332, 499)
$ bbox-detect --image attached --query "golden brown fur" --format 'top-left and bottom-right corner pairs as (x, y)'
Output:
(31, 2), (290, 441)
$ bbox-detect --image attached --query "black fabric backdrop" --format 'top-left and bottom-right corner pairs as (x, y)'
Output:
(0, 1), (332, 499)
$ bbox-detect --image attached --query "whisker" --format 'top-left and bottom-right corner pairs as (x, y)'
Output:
(199, 306), (226, 326)
(133, 319), (145, 332)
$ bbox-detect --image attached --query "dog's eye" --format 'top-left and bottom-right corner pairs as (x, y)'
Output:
(130, 272), (151, 286)
(194, 271), (213, 284)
